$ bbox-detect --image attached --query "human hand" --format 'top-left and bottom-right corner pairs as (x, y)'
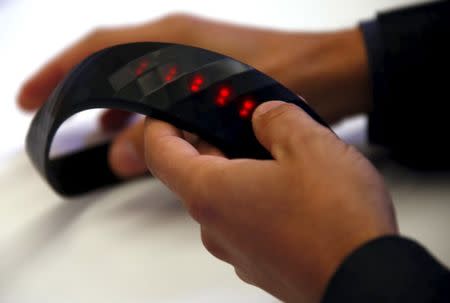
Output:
(143, 101), (397, 303)
(18, 14), (371, 178)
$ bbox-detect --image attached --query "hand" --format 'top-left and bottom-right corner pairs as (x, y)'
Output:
(18, 14), (371, 178)
(144, 101), (397, 303)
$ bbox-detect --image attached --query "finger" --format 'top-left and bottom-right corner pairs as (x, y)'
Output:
(251, 101), (327, 161)
(17, 17), (180, 110)
(109, 118), (147, 178)
(144, 118), (237, 219)
(144, 118), (221, 190)
(18, 29), (131, 110)
(100, 109), (134, 131)
(17, 60), (66, 111)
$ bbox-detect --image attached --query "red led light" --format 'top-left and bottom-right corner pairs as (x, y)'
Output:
(189, 75), (204, 92)
(239, 99), (256, 119)
(164, 66), (178, 81)
(135, 60), (149, 76)
(243, 100), (256, 110)
(219, 87), (230, 97)
(193, 76), (203, 85)
(216, 97), (226, 106)
(239, 109), (250, 118)
(215, 87), (232, 106)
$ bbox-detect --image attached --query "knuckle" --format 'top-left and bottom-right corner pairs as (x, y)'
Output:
(200, 231), (228, 261)
(235, 268), (254, 285)
(156, 13), (199, 41)
(340, 142), (365, 162)
(185, 196), (212, 223)
(159, 13), (194, 29)
(343, 143), (358, 155)
(256, 103), (298, 131)
(187, 164), (218, 222)
(83, 27), (114, 48)
(185, 177), (220, 223)
(86, 27), (110, 40)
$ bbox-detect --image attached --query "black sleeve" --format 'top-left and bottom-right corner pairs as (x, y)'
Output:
(321, 236), (450, 303)
(360, 1), (450, 170)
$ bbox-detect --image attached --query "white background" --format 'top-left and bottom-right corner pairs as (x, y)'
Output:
(0, 0), (448, 302)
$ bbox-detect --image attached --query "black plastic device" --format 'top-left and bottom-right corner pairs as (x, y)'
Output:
(26, 42), (328, 197)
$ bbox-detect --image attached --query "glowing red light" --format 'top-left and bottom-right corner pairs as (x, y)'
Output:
(164, 66), (178, 81)
(239, 99), (256, 119)
(193, 76), (203, 85)
(215, 87), (232, 106)
(219, 87), (230, 97)
(243, 100), (256, 110)
(190, 75), (204, 92)
(135, 60), (149, 76)
(239, 109), (250, 118)
(216, 97), (226, 106)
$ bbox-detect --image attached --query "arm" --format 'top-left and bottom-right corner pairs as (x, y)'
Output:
(361, 0), (450, 169)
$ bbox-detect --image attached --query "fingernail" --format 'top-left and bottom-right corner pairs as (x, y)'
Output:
(252, 101), (286, 118)
(110, 140), (145, 177)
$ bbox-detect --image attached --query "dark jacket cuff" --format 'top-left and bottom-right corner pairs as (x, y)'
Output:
(321, 236), (450, 303)
(358, 1), (450, 170)
(360, 19), (387, 146)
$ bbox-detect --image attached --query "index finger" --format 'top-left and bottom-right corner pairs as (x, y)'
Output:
(17, 27), (141, 111)
(144, 118), (227, 203)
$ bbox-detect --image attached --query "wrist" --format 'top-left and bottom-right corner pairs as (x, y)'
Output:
(285, 28), (372, 123)
(338, 27), (372, 115)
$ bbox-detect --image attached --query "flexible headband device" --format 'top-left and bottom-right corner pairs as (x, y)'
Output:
(26, 42), (328, 197)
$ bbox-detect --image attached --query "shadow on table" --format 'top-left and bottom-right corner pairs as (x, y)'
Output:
(0, 171), (189, 291)
(100, 177), (185, 223)
(0, 191), (103, 290)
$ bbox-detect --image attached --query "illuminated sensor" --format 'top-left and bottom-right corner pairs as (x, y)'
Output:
(190, 75), (204, 92)
(239, 99), (256, 118)
(135, 59), (149, 76)
(215, 86), (231, 106)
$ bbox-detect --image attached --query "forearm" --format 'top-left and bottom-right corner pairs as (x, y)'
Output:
(282, 28), (371, 124)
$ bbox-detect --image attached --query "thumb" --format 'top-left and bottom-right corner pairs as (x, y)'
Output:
(251, 100), (325, 160)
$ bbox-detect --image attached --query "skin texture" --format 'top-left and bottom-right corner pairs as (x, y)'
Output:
(144, 101), (397, 303)
(17, 14), (371, 178)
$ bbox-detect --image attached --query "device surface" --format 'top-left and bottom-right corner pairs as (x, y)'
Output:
(26, 42), (328, 196)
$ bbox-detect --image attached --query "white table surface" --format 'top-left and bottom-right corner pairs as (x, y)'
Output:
(1, 0), (448, 302)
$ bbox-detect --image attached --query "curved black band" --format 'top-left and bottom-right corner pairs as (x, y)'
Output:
(26, 42), (328, 197)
